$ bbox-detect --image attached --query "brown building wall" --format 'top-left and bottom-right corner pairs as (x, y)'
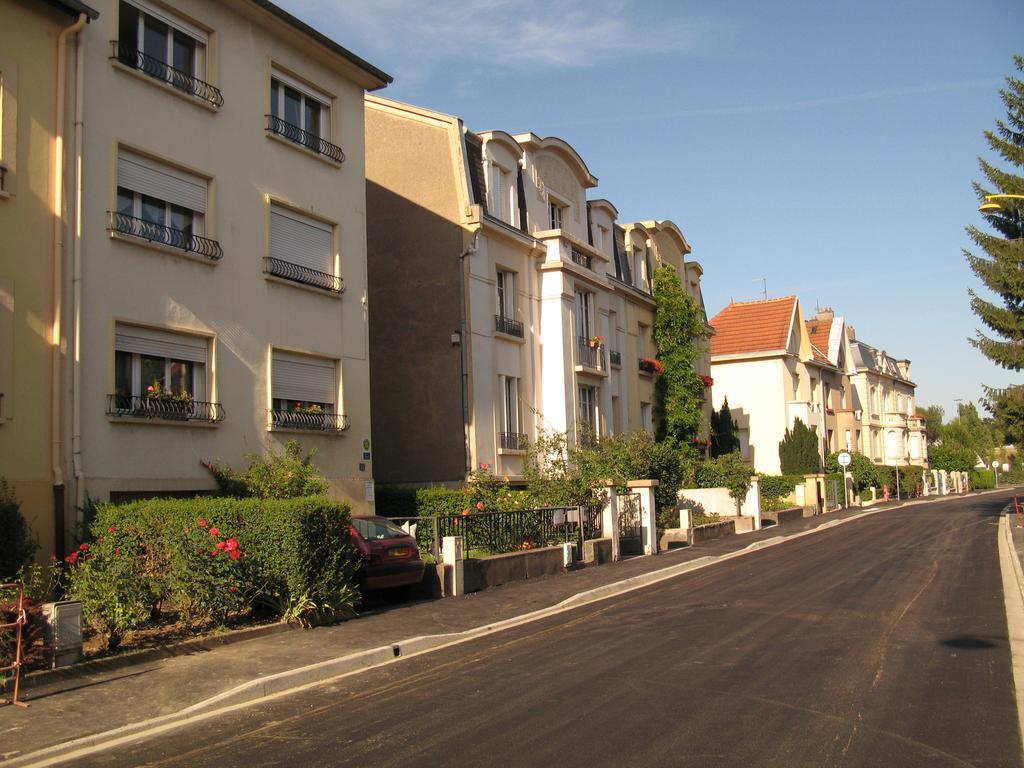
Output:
(365, 107), (466, 484)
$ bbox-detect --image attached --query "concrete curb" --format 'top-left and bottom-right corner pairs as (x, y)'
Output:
(998, 511), (1024, 753)
(0, 497), (964, 767)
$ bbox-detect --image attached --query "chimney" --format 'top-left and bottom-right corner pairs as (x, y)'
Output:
(815, 306), (834, 322)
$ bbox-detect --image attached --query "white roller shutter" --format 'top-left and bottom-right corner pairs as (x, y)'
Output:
(115, 324), (207, 362)
(272, 351), (336, 405)
(270, 206), (333, 274)
(117, 149), (207, 213)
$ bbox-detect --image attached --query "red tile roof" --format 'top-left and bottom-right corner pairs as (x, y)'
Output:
(709, 297), (797, 356)
(805, 319), (833, 364)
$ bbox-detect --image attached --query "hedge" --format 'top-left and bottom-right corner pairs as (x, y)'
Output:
(67, 496), (357, 649)
(759, 474), (804, 502)
(971, 469), (996, 490)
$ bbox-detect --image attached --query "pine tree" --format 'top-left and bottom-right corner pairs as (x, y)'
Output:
(965, 55), (1024, 370)
(711, 398), (739, 457)
(778, 418), (822, 475)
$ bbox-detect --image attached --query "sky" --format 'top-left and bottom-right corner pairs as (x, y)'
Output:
(280, 0), (1023, 420)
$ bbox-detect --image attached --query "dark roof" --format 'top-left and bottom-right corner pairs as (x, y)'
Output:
(464, 133), (487, 214)
(44, 0), (100, 19)
(249, 0), (392, 88)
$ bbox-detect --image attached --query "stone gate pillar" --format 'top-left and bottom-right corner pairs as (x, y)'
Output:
(600, 480), (621, 561)
(627, 479), (659, 556)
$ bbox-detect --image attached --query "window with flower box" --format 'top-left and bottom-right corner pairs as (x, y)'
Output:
(110, 324), (221, 423)
(270, 350), (345, 432)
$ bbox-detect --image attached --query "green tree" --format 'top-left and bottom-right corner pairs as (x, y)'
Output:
(984, 384), (1024, 445)
(965, 55), (1024, 370)
(928, 445), (976, 473)
(778, 418), (822, 474)
(710, 398), (740, 457)
(652, 265), (709, 443)
(942, 402), (999, 466)
(825, 451), (881, 492)
(919, 404), (945, 445)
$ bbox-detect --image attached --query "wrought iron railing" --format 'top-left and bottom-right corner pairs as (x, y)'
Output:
(577, 336), (604, 369)
(609, 350), (622, 367)
(570, 246), (592, 270)
(494, 314), (524, 337)
(107, 394), (224, 423)
(110, 42), (224, 107)
(269, 409), (348, 433)
(264, 256), (343, 293)
(500, 432), (528, 451)
(433, 507), (585, 557)
(265, 114), (345, 163)
(108, 211), (223, 260)
(582, 504), (602, 541)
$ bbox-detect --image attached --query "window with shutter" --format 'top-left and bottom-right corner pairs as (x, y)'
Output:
(270, 350), (345, 432)
(266, 205), (340, 292)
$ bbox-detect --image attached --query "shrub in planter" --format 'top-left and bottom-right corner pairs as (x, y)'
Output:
(0, 480), (37, 580)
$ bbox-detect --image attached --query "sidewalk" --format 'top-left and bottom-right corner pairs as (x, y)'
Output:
(0, 499), (953, 764)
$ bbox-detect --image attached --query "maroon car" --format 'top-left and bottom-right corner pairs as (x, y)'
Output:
(349, 516), (425, 592)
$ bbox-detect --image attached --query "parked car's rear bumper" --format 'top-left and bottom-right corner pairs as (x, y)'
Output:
(362, 559), (426, 590)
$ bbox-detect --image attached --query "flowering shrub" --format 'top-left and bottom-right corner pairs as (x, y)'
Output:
(203, 441), (328, 499)
(64, 496), (357, 647)
(700, 375), (714, 387)
(639, 357), (665, 375)
(588, 335), (604, 349)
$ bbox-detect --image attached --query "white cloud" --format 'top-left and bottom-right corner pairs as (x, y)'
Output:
(277, 0), (712, 78)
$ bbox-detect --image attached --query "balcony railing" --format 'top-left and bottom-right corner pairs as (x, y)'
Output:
(495, 314), (524, 337)
(265, 114), (345, 163)
(108, 211), (223, 261)
(577, 337), (604, 370)
(570, 246), (593, 270)
(269, 409), (349, 433)
(107, 394), (225, 423)
(609, 350), (622, 367)
(111, 42), (224, 108)
(500, 432), (528, 451)
(264, 256), (343, 293)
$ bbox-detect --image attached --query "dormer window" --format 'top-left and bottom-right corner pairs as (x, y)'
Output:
(488, 162), (515, 225)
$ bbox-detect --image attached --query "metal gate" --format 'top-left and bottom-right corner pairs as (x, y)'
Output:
(618, 493), (643, 556)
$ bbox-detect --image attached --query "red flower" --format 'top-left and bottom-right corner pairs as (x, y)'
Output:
(209, 527), (220, 537)
(210, 550), (219, 556)
(479, 462), (490, 471)
(50, 554), (58, 562)
(79, 543), (90, 552)
(225, 538), (239, 551)
(229, 586), (237, 593)
(198, 519), (208, 528)
(64, 552), (79, 565)
(475, 501), (485, 511)
(229, 550), (241, 561)
(215, 541), (227, 550)
(108, 525), (117, 533)
(461, 508), (471, 516)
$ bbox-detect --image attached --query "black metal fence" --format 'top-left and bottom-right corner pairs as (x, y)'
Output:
(394, 504), (606, 561)
(577, 337), (605, 369)
(265, 114), (345, 163)
(499, 432), (527, 451)
(494, 314), (524, 337)
(570, 246), (593, 270)
(108, 211), (223, 261)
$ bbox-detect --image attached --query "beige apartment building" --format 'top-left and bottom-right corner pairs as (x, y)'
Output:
(364, 96), (711, 488)
(50, 0), (391, 529)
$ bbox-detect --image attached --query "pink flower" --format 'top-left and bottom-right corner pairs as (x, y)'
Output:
(479, 462), (490, 471)
(147, 385), (155, 393)
(210, 550), (219, 556)
(198, 519), (208, 528)
(461, 508), (471, 516)
(225, 538), (239, 552)
(475, 501), (485, 511)
(229, 550), (241, 561)
(108, 525), (117, 533)
(215, 541), (227, 550)
(209, 527), (220, 537)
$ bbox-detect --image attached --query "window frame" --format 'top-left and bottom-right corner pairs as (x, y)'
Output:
(270, 67), (332, 142)
(113, 324), (210, 402)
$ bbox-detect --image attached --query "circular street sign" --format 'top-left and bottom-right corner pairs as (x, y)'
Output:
(837, 451), (852, 468)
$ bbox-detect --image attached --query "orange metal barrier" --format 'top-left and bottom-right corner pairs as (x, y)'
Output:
(0, 582), (28, 707)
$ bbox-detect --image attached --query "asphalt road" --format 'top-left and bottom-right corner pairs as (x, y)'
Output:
(79, 493), (1022, 767)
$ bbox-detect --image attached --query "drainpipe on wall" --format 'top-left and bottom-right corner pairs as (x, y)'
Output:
(458, 229), (480, 479)
(71, 15), (87, 529)
(52, 13), (87, 556)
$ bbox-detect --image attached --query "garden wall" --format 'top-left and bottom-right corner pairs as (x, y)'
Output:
(463, 546), (565, 593)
